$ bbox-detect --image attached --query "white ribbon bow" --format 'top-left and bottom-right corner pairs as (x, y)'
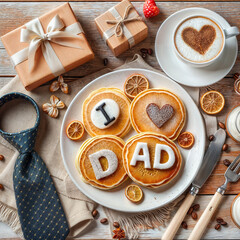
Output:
(11, 15), (84, 76)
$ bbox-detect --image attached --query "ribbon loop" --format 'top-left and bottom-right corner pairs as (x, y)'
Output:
(47, 15), (65, 33)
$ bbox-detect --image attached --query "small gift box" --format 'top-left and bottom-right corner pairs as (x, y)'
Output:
(95, 0), (148, 56)
(1, 3), (94, 91)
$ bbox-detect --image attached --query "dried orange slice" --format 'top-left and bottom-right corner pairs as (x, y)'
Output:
(178, 132), (195, 149)
(200, 91), (225, 115)
(124, 74), (149, 98)
(125, 184), (143, 203)
(66, 120), (85, 141)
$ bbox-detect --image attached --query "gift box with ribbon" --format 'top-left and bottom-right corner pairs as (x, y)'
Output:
(1, 3), (94, 91)
(95, 0), (148, 56)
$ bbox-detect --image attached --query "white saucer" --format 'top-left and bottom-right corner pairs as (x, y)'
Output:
(155, 7), (238, 87)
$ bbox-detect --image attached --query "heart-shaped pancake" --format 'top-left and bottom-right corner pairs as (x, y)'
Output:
(182, 25), (216, 55)
(146, 103), (174, 128)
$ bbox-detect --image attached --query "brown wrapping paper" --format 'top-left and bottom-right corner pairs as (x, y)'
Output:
(1, 3), (94, 91)
(95, 0), (148, 56)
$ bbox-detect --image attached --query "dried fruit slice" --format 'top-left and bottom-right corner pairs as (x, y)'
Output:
(125, 184), (143, 203)
(200, 91), (225, 115)
(178, 131), (195, 149)
(66, 120), (85, 141)
(124, 74), (149, 99)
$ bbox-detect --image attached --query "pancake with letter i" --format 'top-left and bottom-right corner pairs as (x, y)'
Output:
(76, 135), (128, 190)
(130, 89), (186, 140)
(123, 132), (182, 188)
(83, 88), (131, 138)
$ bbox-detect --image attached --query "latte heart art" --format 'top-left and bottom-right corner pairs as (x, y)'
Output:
(182, 25), (216, 55)
(146, 103), (175, 128)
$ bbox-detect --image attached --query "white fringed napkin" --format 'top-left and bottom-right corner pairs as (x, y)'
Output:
(0, 54), (216, 239)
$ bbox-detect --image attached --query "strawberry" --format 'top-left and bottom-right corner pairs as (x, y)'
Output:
(143, 0), (160, 18)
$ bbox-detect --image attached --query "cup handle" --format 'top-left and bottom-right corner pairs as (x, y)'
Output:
(224, 26), (240, 39)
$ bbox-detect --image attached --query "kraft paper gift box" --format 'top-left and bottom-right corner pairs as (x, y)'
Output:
(1, 3), (94, 91)
(95, 0), (148, 57)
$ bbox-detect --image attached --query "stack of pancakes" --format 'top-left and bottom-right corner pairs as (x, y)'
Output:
(76, 87), (186, 190)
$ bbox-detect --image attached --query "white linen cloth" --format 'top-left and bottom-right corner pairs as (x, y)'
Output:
(0, 54), (216, 239)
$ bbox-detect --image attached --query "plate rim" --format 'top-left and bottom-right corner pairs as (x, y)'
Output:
(60, 68), (206, 213)
(154, 7), (238, 87)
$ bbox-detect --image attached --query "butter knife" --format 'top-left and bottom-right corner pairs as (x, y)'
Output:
(162, 129), (226, 240)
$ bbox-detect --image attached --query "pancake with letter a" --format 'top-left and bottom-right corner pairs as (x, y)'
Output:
(130, 89), (186, 140)
(76, 135), (128, 190)
(83, 88), (131, 138)
(123, 132), (182, 188)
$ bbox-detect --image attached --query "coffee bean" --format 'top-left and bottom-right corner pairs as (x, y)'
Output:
(113, 222), (120, 228)
(187, 207), (194, 215)
(234, 73), (240, 80)
(0, 184), (4, 190)
(216, 217), (224, 224)
(193, 204), (200, 211)
(215, 223), (221, 230)
(222, 144), (228, 151)
(92, 209), (98, 218)
(221, 220), (228, 226)
(142, 53), (147, 59)
(100, 218), (108, 224)
(223, 159), (231, 167)
(103, 58), (108, 66)
(209, 135), (214, 141)
(0, 155), (4, 161)
(181, 221), (188, 229)
(148, 48), (153, 55)
(191, 212), (198, 220)
(140, 48), (148, 53)
(219, 122), (225, 129)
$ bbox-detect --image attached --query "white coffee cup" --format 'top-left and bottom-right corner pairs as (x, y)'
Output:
(173, 15), (239, 67)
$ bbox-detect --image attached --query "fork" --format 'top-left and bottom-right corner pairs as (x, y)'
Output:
(188, 154), (240, 240)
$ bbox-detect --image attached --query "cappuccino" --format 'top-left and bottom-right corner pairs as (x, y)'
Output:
(174, 16), (224, 63)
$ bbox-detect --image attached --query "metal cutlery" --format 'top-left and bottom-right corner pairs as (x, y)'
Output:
(188, 153), (240, 240)
(162, 129), (226, 240)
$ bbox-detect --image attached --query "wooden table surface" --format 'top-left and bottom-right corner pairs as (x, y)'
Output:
(0, 0), (240, 239)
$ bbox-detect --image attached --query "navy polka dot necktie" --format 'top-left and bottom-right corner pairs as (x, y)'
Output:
(0, 93), (69, 240)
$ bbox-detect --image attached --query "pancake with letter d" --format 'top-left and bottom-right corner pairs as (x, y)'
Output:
(76, 135), (128, 190)
(83, 88), (131, 138)
(130, 89), (186, 140)
(123, 132), (182, 188)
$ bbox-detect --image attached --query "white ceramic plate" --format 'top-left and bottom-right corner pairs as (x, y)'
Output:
(60, 68), (205, 212)
(155, 7), (238, 87)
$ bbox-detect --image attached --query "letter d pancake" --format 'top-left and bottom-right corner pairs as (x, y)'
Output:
(76, 135), (128, 190)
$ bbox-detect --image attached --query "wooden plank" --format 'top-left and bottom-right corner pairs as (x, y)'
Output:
(0, 2), (240, 76)
(0, 77), (12, 89)
(0, 0), (240, 2)
(1, 197), (239, 240)
(75, 197), (240, 239)
(0, 46), (239, 77)
(199, 77), (240, 194)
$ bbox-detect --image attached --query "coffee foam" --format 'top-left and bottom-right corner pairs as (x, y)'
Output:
(175, 16), (224, 63)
